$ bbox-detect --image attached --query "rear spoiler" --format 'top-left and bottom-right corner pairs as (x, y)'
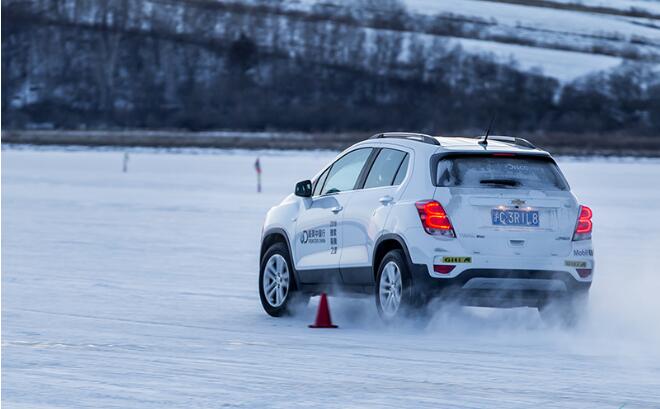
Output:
(439, 135), (536, 149)
(484, 136), (536, 149)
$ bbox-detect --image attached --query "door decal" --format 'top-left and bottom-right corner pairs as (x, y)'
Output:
(300, 228), (326, 244)
(330, 220), (338, 254)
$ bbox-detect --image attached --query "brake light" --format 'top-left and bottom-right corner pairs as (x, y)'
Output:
(573, 205), (593, 241)
(415, 200), (456, 237)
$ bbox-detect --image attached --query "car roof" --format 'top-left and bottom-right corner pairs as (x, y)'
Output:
(361, 132), (550, 156)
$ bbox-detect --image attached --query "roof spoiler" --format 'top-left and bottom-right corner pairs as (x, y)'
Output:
(485, 135), (536, 149)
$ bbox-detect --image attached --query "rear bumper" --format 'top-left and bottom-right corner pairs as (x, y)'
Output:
(409, 265), (591, 307)
(401, 226), (594, 286)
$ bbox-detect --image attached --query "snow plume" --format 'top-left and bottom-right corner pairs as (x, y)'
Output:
(302, 158), (660, 365)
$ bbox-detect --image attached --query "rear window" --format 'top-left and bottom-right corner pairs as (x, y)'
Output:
(435, 155), (569, 191)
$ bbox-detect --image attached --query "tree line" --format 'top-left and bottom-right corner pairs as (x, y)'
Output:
(2, 0), (659, 137)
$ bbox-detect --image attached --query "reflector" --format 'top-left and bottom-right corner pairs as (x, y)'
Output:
(433, 265), (456, 274)
(576, 268), (592, 278)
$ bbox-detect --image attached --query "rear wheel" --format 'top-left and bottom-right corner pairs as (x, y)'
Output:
(375, 249), (413, 322)
(259, 242), (305, 316)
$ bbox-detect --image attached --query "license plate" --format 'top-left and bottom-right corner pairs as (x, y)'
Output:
(491, 209), (539, 227)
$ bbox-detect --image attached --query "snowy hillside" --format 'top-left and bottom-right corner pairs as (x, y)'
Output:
(290, 0), (660, 81)
(548, 0), (660, 14)
(9, 0), (657, 82)
(4, 0), (660, 133)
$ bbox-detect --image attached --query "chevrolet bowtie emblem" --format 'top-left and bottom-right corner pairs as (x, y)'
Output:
(511, 199), (526, 206)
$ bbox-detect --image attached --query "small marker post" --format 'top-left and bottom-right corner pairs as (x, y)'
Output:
(122, 152), (129, 173)
(254, 157), (262, 193)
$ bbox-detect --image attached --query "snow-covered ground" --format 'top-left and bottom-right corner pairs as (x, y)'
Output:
(548, 0), (660, 15)
(451, 37), (623, 81)
(3, 147), (660, 408)
(293, 0), (660, 81)
(404, 0), (660, 41)
(290, 0), (660, 82)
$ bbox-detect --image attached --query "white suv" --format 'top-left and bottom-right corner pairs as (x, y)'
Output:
(259, 133), (594, 324)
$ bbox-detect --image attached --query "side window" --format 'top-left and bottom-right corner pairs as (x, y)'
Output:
(313, 168), (330, 196)
(321, 148), (372, 195)
(392, 154), (409, 185)
(364, 149), (408, 189)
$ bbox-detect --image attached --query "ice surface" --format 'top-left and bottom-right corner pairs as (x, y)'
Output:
(2, 148), (660, 408)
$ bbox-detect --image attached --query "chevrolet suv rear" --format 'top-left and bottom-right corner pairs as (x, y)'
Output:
(259, 133), (594, 325)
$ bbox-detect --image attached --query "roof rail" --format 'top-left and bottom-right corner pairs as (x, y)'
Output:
(370, 132), (440, 146)
(486, 135), (536, 149)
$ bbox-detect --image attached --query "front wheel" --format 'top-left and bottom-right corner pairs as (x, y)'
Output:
(259, 242), (304, 317)
(375, 249), (414, 322)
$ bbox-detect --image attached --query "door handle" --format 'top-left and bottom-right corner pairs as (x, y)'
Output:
(379, 195), (394, 205)
(331, 205), (343, 214)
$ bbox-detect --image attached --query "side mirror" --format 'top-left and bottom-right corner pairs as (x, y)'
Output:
(295, 180), (313, 198)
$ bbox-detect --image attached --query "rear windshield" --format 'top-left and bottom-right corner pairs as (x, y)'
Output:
(435, 155), (569, 191)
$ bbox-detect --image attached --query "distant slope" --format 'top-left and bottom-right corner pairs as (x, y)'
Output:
(291, 0), (660, 80)
(539, 0), (660, 16)
(3, 0), (659, 134)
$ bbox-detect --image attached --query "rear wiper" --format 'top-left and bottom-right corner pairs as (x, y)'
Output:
(480, 179), (519, 187)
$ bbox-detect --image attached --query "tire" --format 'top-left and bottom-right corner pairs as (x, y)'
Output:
(259, 242), (305, 317)
(375, 249), (414, 322)
(538, 291), (589, 328)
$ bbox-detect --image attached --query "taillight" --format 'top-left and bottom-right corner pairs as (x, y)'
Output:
(415, 200), (456, 237)
(573, 205), (593, 241)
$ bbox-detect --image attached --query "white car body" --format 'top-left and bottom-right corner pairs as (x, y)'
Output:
(260, 133), (594, 315)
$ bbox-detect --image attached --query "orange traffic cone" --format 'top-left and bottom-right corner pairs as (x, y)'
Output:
(309, 292), (338, 328)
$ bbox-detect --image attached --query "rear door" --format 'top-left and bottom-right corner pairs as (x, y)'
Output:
(433, 154), (578, 257)
(339, 147), (410, 284)
(293, 148), (373, 283)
